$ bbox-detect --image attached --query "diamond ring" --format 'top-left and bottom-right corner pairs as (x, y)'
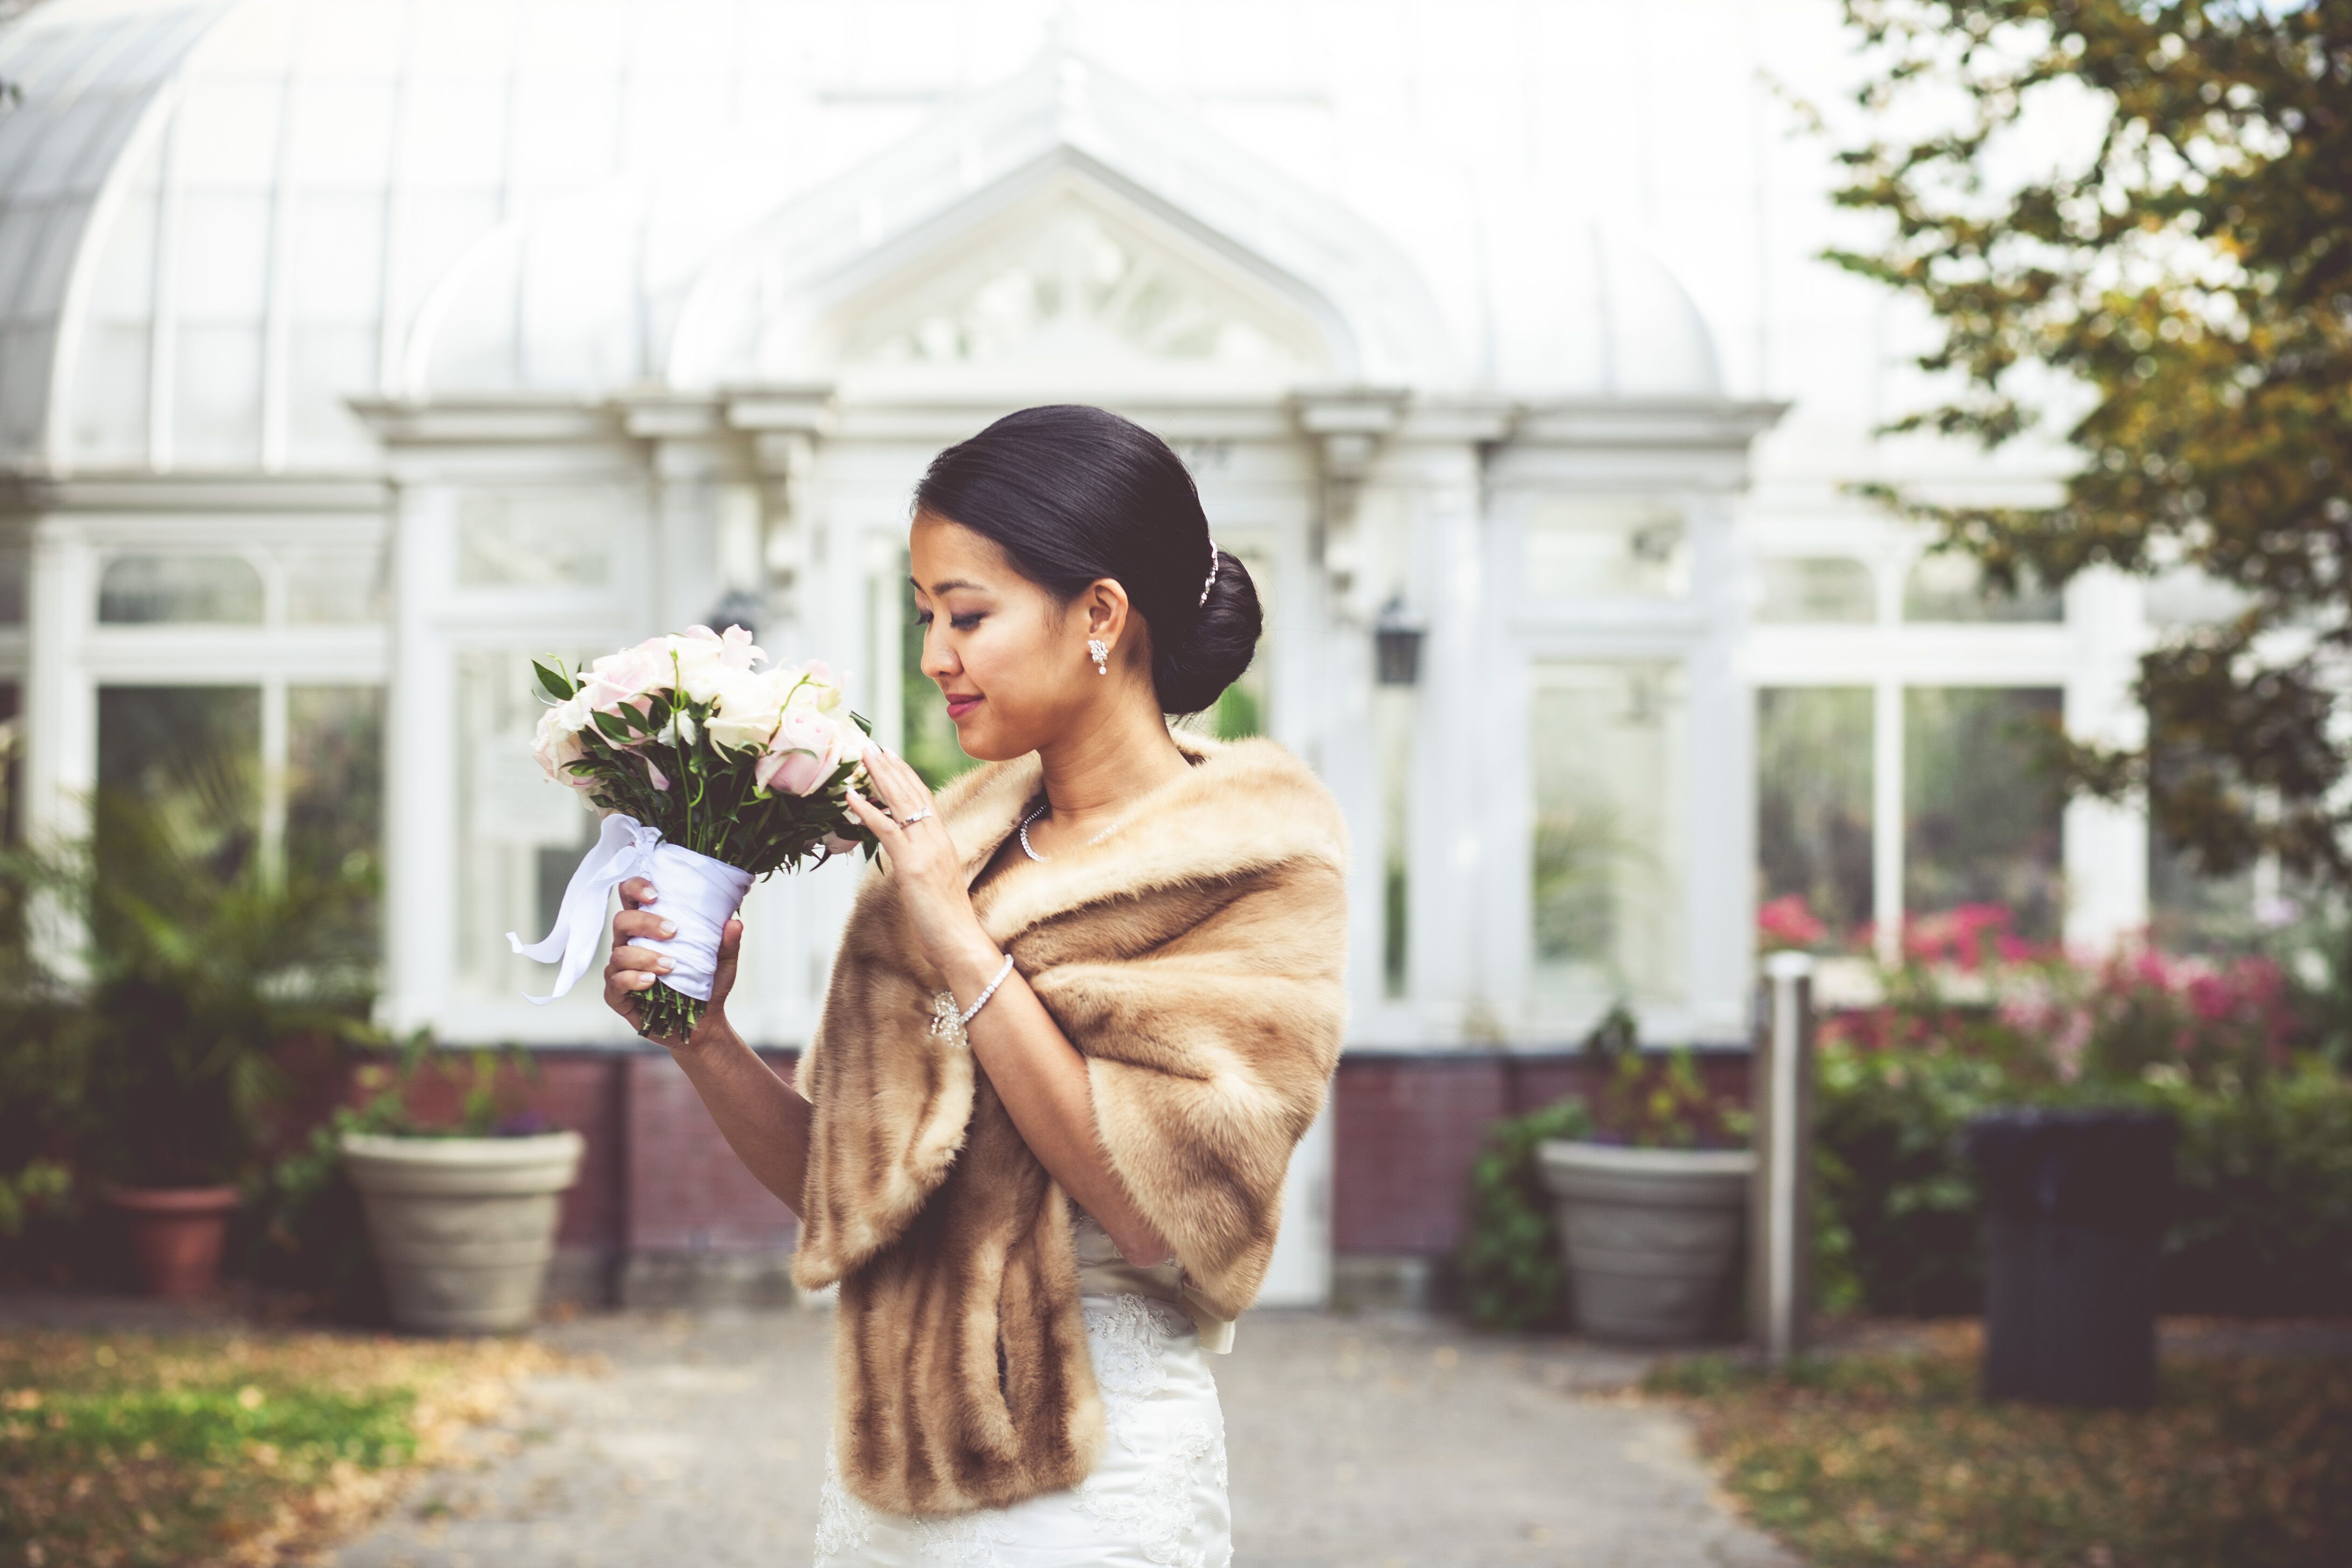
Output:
(899, 807), (933, 826)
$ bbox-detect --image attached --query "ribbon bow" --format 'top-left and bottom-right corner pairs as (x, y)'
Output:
(507, 815), (753, 1005)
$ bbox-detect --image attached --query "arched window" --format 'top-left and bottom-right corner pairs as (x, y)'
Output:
(97, 555), (265, 625)
(1902, 552), (2061, 623)
(1756, 556), (1875, 624)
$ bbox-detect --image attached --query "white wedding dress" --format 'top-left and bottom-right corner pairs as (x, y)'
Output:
(812, 1209), (1234, 1568)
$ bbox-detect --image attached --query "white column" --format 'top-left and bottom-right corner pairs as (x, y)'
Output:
(23, 516), (94, 850)
(1871, 676), (1905, 967)
(1686, 493), (1752, 1040)
(1402, 440), (1488, 1038)
(1872, 555), (1907, 964)
(381, 482), (456, 1034)
(2063, 567), (2151, 952)
(647, 438), (729, 634)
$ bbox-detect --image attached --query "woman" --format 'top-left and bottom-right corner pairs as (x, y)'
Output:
(601, 404), (1349, 1567)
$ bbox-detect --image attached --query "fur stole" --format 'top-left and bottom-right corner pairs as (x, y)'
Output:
(791, 732), (1349, 1515)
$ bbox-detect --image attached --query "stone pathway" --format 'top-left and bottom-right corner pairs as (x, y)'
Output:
(330, 1305), (1796, 1568)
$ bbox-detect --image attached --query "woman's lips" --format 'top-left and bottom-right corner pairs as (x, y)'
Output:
(944, 695), (983, 721)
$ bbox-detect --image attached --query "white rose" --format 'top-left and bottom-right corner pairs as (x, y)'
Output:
(533, 706), (593, 788)
(706, 668), (784, 753)
(771, 660), (844, 715)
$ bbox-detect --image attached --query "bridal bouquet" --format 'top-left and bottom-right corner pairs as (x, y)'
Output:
(508, 624), (872, 1039)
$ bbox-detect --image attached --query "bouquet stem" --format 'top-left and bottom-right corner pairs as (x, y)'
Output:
(638, 980), (706, 1044)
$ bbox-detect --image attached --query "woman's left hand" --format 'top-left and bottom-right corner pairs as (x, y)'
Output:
(844, 747), (994, 979)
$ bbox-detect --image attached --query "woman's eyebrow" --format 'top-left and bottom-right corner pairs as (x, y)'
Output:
(915, 576), (986, 594)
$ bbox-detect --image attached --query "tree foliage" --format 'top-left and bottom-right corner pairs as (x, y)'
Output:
(1828, 0), (2352, 888)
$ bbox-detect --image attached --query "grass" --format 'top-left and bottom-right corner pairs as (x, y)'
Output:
(0, 1328), (558, 1568)
(1645, 1322), (2352, 1568)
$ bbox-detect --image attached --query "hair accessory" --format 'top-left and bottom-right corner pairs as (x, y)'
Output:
(1198, 540), (1221, 609)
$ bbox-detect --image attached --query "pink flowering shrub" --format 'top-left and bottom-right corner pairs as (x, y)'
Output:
(1759, 897), (2293, 1086)
(1757, 894), (1829, 953)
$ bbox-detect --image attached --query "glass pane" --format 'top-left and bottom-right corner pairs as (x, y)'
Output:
(457, 489), (617, 587)
(2144, 566), (2248, 629)
(1524, 498), (1689, 600)
(1756, 688), (1873, 944)
(1757, 557), (1875, 624)
(900, 569), (981, 792)
(98, 555), (266, 625)
(283, 541), (389, 624)
(1531, 661), (1686, 1009)
(456, 649), (601, 1005)
(288, 685), (384, 955)
(96, 687), (262, 879)
(1207, 538), (1274, 737)
(0, 683), (18, 844)
(1904, 688), (2064, 940)
(2145, 743), (2260, 952)
(1376, 684), (1412, 997)
(0, 546), (24, 625)
(1902, 552), (2062, 623)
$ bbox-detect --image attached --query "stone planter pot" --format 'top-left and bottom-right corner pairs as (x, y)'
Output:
(340, 1131), (583, 1333)
(1537, 1140), (1755, 1343)
(108, 1186), (241, 1298)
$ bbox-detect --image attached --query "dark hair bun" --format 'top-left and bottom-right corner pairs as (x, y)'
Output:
(1153, 549), (1261, 716)
(914, 405), (1260, 715)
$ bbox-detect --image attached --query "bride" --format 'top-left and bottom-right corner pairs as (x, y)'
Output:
(601, 404), (1350, 1566)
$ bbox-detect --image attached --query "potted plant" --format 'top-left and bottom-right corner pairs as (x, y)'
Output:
(12, 777), (381, 1297)
(336, 1044), (583, 1334)
(1537, 1005), (1755, 1342)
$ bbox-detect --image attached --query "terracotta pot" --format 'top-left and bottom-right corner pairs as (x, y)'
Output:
(107, 1186), (242, 1298)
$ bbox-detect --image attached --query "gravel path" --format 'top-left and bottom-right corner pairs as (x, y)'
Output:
(330, 1305), (1794, 1568)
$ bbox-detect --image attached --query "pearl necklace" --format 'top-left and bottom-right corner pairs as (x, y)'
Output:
(1018, 800), (1133, 862)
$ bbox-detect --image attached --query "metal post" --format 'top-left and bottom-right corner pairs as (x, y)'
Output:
(1753, 951), (1816, 1366)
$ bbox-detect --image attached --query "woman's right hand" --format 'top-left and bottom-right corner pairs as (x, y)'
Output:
(604, 876), (741, 1047)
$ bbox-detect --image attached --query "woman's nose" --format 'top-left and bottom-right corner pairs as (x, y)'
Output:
(920, 628), (957, 681)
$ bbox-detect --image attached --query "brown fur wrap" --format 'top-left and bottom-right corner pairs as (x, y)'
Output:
(791, 732), (1349, 1515)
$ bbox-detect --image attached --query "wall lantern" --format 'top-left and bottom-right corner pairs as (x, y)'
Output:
(704, 588), (765, 642)
(1374, 597), (1426, 687)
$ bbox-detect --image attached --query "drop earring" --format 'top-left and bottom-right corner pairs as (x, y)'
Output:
(1087, 638), (1109, 675)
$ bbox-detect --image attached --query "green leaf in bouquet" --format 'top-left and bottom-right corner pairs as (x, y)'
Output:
(591, 709), (633, 743)
(533, 658), (577, 701)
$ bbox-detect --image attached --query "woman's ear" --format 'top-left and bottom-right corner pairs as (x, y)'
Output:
(1081, 578), (1132, 642)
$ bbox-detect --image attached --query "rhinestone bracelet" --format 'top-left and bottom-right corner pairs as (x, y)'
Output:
(929, 952), (1016, 1045)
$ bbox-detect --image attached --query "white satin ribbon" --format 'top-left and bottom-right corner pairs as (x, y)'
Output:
(507, 814), (754, 1005)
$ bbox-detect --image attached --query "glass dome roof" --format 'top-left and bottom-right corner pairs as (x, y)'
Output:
(0, 0), (1725, 479)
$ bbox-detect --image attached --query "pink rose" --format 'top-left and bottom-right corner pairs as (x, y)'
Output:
(755, 709), (842, 797)
(582, 643), (669, 720)
(532, 702), (593, 788)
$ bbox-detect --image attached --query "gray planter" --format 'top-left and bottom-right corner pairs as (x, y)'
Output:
(1537, 1140), (1755, 1343)
(341, 1131), (584, 1333)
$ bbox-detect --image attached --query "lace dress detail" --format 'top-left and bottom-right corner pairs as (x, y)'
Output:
(815, 1452), (877, 1561)
(813, 1266), (1231, 1567)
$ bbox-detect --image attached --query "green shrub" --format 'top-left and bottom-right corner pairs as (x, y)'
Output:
(1455, 1097), (1592, 1332)
(2146, 1059), (2352, 1314)
(1812, 1038), (2352, 1318)
(1811, 1039), (2006, 1316)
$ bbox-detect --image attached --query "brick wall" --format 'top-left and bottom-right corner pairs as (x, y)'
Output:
(398, 1045), (1751, 1303)
(1330, 1049), (1751, 1260)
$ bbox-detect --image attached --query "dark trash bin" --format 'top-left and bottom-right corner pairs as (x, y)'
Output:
(1964, 1107), (2175, 1409)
